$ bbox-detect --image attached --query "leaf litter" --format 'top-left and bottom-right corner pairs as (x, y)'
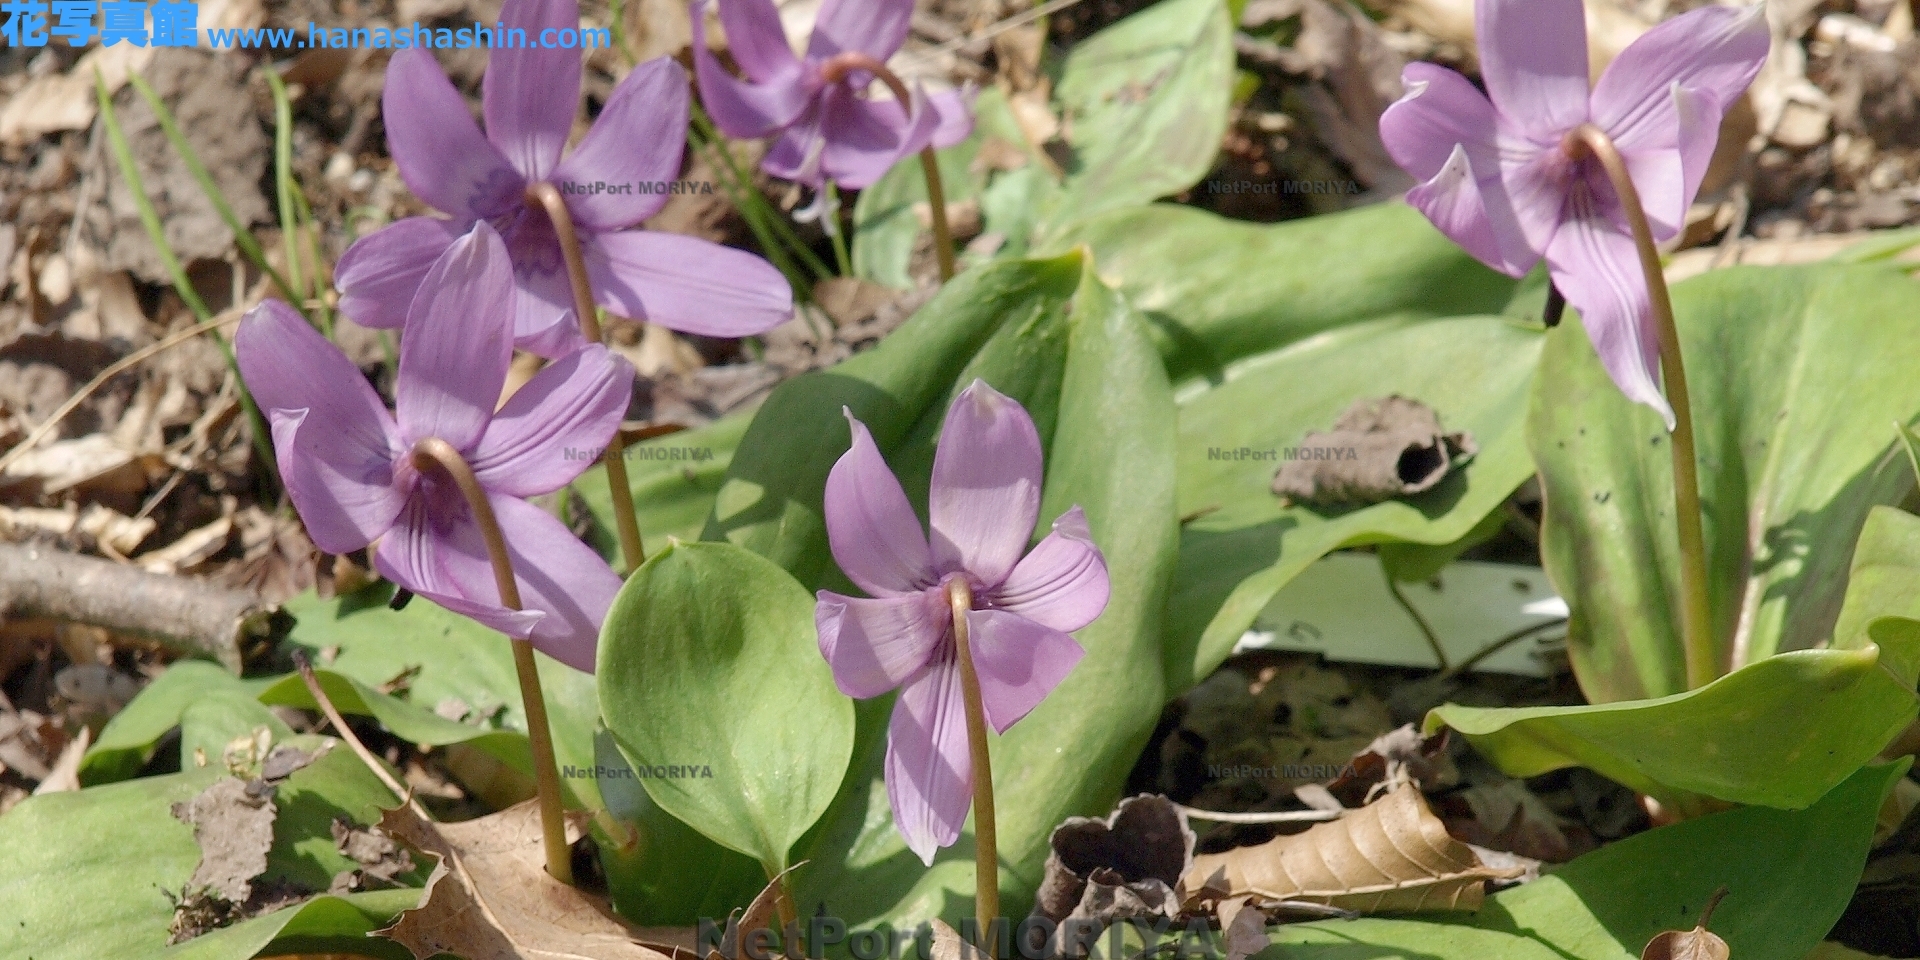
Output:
(1181, 784), (1526, 913)
(166, 741), (320, 943)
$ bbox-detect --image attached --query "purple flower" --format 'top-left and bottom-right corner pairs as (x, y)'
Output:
(691, 0), (973, 190)
(1377, 0), (1767, 427)
(334, 0), (793, 358)
(239, 222), (630, 673)
(814, 381), (1109, 863)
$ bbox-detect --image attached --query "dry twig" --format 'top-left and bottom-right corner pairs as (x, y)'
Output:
(0, 542), (278, 671)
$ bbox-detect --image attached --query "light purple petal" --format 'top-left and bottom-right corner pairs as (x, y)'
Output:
(1592, 4), (1768, 236)
(1380, 63), (1498, 184)
(1616, 108), (1691, 241)
(885, 655), (971, 865)
(374, 494), (547, 641)
(929, 380), (1042, 588)
(236, 301), (403, 554)
(965, 609), (1084, 734)
(395, 222), (516, 452)
(470, 344), (633, 496)
(1497, 142), (1572, 260)
(585, 230), (794, 337)
(374, 492), (616, 672)
(822, 411), (935, 596)
(692, 0), (816, 138)
(815, 589), (949, 698)
(1593, 4), (1768, 145)
(1546, 180), (1675, 429)
(1404, 145), (1534, 279)
(483, 0), (583, 182)
(708, 0), (801, 83)
(987, 506), (1109, 634)
(502, 213), (582, 355)
(808, 0), (911, 60)
(818, 85), (942, 190)
(333, 217), (467, 330)
(1477, 0), (1591, 142)
(492, 495), (621, 673)
(1375, 66), (1542, 271)
(926, 86), (976, 151)
(383, 49), (523, 219)
(553, 58), (689, 232)
(762, 108), (827, 186)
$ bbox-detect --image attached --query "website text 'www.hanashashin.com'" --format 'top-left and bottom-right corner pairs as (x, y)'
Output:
(1, 2), (610, 49)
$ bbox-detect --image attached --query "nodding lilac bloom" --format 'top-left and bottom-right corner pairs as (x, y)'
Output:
(1378, 0), (1767, 427)
(335, 0), (792, 358)
(690, 0), (973, 202)
(240, 223), (629, 673)
(814, 381), (1109, 863)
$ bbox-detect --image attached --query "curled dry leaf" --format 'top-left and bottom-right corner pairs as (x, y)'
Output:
(1181, 784), (1524, 913)
(1031, 794), (1195, 957)
(1271, 395), (1476, 507)
(1641, 887), (1731, 960)
(376, 799), (677, 960)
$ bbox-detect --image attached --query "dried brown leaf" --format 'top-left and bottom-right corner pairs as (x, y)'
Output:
(1270, 395), (1475, 507)
(375, 799), (677, 960)
(1642, 889), (1731, 960)
(1641, 923), (1730, 959)
(1181, 785), (1523, 913)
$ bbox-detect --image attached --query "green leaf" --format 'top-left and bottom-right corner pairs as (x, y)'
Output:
(276, 590), (602, 807)
(1531, 265), (1920, 702)
(1429, 644), (1918, 809)
(1043, 0), (1233, 239)
(852, 0), (1233, 286)
(83, 661), (275, 784)
(791, 262), (1179, 928)
(154, 890), (420, 960)
(1165, 314), (1544, 693)
(1267, 761), (1904, 960)
(0, 736), (403, 960)
(1047, 202), (1517, 382)
(1429, 505), (1920, 808)
(599, 541), (854, 875)
(179, 692), (295, 766)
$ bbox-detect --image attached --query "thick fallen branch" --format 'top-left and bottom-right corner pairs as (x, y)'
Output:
(0, 543), (280, 672)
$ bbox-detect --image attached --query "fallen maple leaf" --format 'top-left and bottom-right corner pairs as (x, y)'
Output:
(1641, 887), (1730, 960)
(376, 799), (677, 960)
(1180, 784), (1524, 913)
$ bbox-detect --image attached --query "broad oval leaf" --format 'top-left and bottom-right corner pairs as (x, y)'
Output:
(1532, 264), (1920, 702)
(1047, 202), (1516, 382)
(598, 540), (854, 875)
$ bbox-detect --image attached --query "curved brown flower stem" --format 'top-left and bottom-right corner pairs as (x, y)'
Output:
(410, 438), (574, 886)
(524, 182), (647, 572)
(1566, 124), (1717, 691)
(946, 579), (999, 951)
(820, 52), (957, 281)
